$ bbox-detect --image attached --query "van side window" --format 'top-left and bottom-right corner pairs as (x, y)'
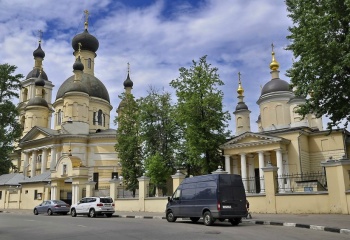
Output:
(173, 189), (181, 200)
(182, 188), (196, 200)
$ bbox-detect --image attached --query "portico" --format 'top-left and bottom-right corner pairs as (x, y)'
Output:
(220, 132), (290, 193)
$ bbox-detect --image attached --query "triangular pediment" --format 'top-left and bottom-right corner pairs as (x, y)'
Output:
(20, 126), (58, 143)
(220, 131), (290, 149)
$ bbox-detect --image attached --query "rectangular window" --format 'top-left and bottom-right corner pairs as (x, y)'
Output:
(93, 172), (99, 190)
(0, 191), (2, 200)
(111, 172), (118, 180)
(34, 190), (38, 200)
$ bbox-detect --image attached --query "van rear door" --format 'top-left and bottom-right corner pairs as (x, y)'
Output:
(218, 175), (247, 216)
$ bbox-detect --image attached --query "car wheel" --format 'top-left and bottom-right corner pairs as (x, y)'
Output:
(229, 217), (241, 226)
(33, 208), (39, 215)
(47, 209), (53, 216)
(105, 213), (113, 218)
(203, 211), (215, 226)
(71, 208), (77, 217)
(89, 209), (96, 218)
(166, 211), (177, 222)
(190, 217), (200, 223)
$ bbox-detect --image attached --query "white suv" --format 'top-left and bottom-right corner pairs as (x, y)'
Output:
(70, 197), (115, 218)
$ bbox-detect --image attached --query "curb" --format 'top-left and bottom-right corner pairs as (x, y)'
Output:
(114, 215), (350, 235)
(244, 220), (350, 235)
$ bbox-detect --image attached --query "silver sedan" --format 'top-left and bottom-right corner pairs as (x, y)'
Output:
(33, 200), (70, 215)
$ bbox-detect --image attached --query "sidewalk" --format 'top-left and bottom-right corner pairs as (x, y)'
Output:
(1, 209), (349, 235)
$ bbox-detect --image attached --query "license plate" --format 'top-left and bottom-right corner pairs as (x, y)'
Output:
(104, 204), (111, 206)
(222, 205), (231, 209)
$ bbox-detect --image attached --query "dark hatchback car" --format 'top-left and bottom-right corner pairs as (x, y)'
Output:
(33, 200), (70, 215)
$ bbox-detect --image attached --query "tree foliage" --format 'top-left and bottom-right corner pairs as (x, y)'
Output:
(286, 0), (350, 129)
(114, 93), (143, 195)
(170, 55), (231, 175)
(0, 64), (23, 175)
(139, 87), (178, 193)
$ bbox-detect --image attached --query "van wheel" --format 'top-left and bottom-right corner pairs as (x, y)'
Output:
(166, 211), (177, 222)
(229, 217), (241, 226)
(190, 217), (200, 223)
(203, 211), (215, 226)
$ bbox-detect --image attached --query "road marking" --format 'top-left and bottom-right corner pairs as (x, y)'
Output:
(77, 225), (87, 228)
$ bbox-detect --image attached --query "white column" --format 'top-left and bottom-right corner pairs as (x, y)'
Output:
(232, 156), (239, 174)
(275, 149), (285, 193)
(51, 186), (57, 200)
(50, 146), (57, 170)
(41, 148), (48, 174)
(240, 153), (248, 192)
(283, 152), (291, 191)
(258, 151), (265, 193)
(23, 152), (29, 178)
(224, 155), (231, 174)
(248, 154), (255, 193)
(31, 150), (37, 178)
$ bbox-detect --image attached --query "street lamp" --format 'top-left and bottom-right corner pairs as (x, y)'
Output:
(119, 176), (124, 198)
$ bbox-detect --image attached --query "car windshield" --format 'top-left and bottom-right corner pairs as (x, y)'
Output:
(100, 198), (113, 203)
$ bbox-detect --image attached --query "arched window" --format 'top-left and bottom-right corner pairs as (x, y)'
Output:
(98, 110), (103, 125)
(23, 88), (28, 102)
(42, 89), (46, 100)
(57, 110), (62, 125)
(88, 58), (92, 69)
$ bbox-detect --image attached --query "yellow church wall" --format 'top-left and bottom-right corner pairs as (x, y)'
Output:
(259, 100), (291, 129)
(20, 184), (46, 210)
(63, 94), (90, 122)
(275, 194), (330, 214)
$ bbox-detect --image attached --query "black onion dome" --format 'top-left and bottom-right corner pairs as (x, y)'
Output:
(56, 73), (110, 102)
(123, 73), (133, 88)
(72, 29), (99, 53)
(27, 97), (49, 108)
(235, 102), (248, 111)
(73, 56), (84, 71)
(261, 79), (291, 95)
(35, 73), (45, 86)
(33, 43), (45, 59)
(26, 68), (48, 80)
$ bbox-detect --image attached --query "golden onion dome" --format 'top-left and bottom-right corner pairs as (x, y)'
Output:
(237, 82), (244, 96)
(270, 51), (280, 71)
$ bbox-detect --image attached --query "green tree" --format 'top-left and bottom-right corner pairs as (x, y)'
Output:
(0, 64), (23, 174)
(139, 87), (178, 194)
(286, 0), (350, 129)
(170, 55), (231, 175)
(114, 93), (143, 196)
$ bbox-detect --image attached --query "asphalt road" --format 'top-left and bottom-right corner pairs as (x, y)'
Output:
(0, 213), (348, 240)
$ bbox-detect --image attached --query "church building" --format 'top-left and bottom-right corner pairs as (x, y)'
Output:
(221, 48), (350, 194)
(1, 13), (132, 208)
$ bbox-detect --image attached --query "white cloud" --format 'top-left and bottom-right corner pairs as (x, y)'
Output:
(1, 0), (340, 132)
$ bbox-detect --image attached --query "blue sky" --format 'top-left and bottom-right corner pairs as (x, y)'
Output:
(1, 0), (302, 133)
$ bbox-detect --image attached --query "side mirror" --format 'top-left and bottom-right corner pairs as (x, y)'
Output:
(167, 196), (171, 202)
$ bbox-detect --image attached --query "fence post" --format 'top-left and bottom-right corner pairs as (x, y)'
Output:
(262, 163), (278, 213)
(85, 180), (96, 197)
(321, 156), (350, 214)
(109, 176), (120, 200)
(138, 174), (150, 212)
(171, 170), (185, 193)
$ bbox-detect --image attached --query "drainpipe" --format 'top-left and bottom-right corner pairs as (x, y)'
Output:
(343, 129), (348, 158)
(297, 130), (303, 175)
